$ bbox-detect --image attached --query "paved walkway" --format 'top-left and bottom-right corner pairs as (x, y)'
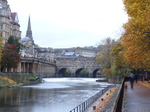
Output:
(125, 81), (150, 112)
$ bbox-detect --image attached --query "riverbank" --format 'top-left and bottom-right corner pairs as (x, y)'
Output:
(0, 73), (42, 88)
(85, 86), (119, 112)
(96, 86), (119, 112)
(0, 75), (20, 88)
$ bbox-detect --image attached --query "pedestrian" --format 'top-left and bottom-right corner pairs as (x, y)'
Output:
(129, 73), (134, 89)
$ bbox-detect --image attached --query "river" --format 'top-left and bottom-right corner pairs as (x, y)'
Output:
(0, 78), (111, 112)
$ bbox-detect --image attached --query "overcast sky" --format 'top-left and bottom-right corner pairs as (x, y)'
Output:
(8, 0), (128, 48)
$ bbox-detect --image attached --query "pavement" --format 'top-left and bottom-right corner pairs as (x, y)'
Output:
(125, 81), (150, 112)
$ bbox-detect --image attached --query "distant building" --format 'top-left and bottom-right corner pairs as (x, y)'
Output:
(0, 0), (21, 44)
(54, 48), (75, 56)
(20, 16), (34, 58)
(34, 47), (55, 62)
(54, 47), (96, 58)
(75, 47), (96, 57)
(20, 16), (55, 62)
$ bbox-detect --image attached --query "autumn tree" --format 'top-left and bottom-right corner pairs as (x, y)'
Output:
(1, 44), (20, 72)
(96, 38), (116, 77)
(111, 42), (128, 76)
(7, 36), (20, 53)
(121, 0), (150, 70)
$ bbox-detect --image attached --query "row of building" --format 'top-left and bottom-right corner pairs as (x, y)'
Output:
(0, 0), (21, 44)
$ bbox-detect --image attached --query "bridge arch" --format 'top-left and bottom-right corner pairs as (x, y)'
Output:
(58, 68), (72, 77)
(92, 68), (102, 78)
(75, 68), (89, 77)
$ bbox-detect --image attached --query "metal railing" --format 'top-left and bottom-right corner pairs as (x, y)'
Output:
(70, 85), (116, 112)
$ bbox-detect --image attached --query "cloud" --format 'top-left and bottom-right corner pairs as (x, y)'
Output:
(8, 0), (128, 48)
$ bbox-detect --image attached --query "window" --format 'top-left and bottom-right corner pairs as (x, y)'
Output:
(0, 24), (2, 29)
(0, 3), (2, 9)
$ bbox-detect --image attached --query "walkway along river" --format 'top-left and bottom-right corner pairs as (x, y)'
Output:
(0, 78), (112, 112)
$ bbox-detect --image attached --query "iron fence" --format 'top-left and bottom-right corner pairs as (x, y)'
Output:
(70, 85), (116, 112)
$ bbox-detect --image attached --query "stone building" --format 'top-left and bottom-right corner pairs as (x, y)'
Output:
(54, 47), (96, 58)
(0, 0), (21, 44)
(75, 47), (96, 57)
(20, 16), (34, 58)
(54, 48), (75, 56)
(34, 47), (55, 63)
(16, 16), (56, 75)
(0, 0), (56, 74)
(20, 16), (55, 63)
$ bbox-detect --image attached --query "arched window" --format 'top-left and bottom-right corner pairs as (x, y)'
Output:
(0, 3), (2, 9)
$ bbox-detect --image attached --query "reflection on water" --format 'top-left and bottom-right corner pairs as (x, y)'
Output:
(0, 78), (111, 112)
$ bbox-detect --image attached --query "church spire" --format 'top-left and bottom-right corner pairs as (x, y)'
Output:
(26, 15), (33, 39)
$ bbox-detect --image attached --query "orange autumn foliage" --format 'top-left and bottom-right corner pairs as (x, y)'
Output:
(0, 76), (16, 84)
(121, 0), (150, 70)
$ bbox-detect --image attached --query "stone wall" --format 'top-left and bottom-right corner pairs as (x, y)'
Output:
(0, 73), (42, 85)
(0, 73), (28, 83)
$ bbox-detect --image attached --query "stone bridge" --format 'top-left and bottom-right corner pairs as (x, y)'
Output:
(55, 56), (101, 78)
(9, 56), (101, 78)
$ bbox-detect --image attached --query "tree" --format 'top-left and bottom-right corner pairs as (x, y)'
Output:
(7, 36), (20, 53)
(80, 69), (89, 77)
(111, 42), (128, 76)
(1, 44), (20, 72)
(111, 42), (124, 70)
(96, 38), (115, 77)
(121, 0), (150, 70)
(64, 70), (71, 77)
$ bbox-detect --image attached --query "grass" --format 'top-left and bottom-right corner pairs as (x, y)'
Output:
(0, 76), (17, 87)
(29, 74), (36, 79)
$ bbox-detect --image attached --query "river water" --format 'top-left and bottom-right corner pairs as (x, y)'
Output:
(0, 78), (111, 112)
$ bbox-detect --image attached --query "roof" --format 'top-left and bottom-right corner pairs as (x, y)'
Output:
(55, 55), (79, 59)
(34, 48), (54, 52)
(11, 12), (16, 20)
(63, 51), (75, 56)
(11, 12), (19, 23)
(21, 37), (31, 42)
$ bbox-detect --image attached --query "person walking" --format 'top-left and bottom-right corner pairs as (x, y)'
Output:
(129, 73), (134, 89)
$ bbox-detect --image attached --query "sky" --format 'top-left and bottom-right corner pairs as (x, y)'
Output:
(8, 0), (128, 48)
